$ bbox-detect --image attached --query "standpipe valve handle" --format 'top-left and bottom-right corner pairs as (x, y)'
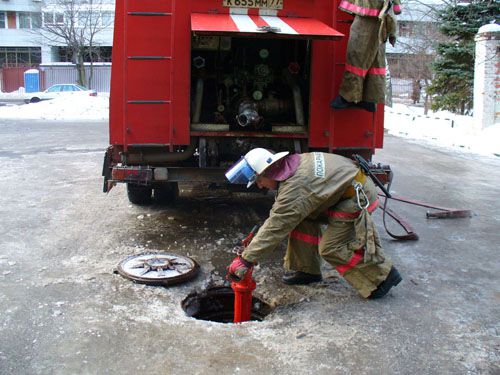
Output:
(241, 225), (259, 248)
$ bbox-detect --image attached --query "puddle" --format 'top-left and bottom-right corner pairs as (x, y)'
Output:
(181, 286), (272, 323)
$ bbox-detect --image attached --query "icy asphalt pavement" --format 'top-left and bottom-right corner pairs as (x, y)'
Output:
(0, 119), (499, 374)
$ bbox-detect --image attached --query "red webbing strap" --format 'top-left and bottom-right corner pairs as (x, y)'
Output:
(364, 163), (471, 241)
(379, 177), (419, 241)
(378, 192), (471, 241)
(380, 197), (419, 241)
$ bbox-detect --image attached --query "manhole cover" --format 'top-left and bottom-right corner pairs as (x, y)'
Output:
(117, 252), (199, 286)
(181, 286), (272, 323)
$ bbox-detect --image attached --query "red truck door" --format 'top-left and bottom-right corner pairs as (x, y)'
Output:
(329, 7), (385, 152)
(122, 1), (174, 146)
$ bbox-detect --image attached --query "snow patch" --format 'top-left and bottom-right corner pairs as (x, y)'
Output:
(385, 103), (500, 157)
(0, 95), (109, 121)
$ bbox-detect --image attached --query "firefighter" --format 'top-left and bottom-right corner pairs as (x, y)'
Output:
(331, 0), (402, 112)
(225, 148), (402, 299)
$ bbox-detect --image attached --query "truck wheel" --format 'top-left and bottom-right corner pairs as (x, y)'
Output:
(154, 182), (178, 204)
(30, 97), (41, 103)
(127, 183), (152, 205)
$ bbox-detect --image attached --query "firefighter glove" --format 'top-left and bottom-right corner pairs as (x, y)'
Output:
(227, 256), (253, 282)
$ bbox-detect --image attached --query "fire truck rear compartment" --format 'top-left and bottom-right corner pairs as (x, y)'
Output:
(190, 36), (311, 134)
(106, 37), (313, 194)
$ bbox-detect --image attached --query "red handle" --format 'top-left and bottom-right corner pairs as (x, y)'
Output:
(241, 225), (259, 248)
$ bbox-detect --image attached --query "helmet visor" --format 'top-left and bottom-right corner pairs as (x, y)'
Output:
(225, 157), (256, 185)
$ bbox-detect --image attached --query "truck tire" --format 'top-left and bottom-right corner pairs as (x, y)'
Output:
(30, 97), (41, 103)
(127, 183), (152, 205)
(154, 182), (178, 204)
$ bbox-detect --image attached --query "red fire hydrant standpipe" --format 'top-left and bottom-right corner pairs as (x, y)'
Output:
(231, 225), (259, 323)
(231, 268), (256, 323)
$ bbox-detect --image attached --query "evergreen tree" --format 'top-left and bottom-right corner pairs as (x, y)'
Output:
(427, 0), (499, 115)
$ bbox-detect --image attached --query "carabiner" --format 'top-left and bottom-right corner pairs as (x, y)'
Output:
(353, 181), (370, 210)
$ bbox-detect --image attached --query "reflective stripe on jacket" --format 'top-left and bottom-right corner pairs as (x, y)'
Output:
(339, 0), (402, 17)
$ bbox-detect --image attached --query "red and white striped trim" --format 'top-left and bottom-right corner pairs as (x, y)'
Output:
(191, 13), (343, 39)
(327, 198), (380, 219)
(345, 64), (386, 77)
(228, 14), (298, 34)
(336, 249), (364, 274)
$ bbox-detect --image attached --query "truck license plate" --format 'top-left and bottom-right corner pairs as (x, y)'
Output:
(222, 0), (284, 10)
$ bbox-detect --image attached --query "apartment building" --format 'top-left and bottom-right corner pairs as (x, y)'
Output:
(0, 0), (43, 66)
(384, 0), (444, 102)
(386, 0), (442, 79)
(0, 0), (114, 67)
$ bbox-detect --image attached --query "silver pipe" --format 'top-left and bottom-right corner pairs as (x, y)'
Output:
(292, 84), (305, 126)
(193, 78), (204, 123)
(237, 108), (260, 127)
(237, 101), (262, 127)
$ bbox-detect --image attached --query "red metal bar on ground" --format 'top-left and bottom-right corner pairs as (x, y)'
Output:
(426, 210), (472, 219)
(379, 193), (472, 216)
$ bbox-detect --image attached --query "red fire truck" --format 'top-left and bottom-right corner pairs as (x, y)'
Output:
(102, 0), (385, 204)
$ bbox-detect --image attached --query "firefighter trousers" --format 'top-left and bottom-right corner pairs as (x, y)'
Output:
(339, 15), (387, 104)
(284, 181), (393, 298)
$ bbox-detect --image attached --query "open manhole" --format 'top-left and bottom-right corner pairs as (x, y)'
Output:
(182, 286), (273, 323)
(117, 252), (199, 286)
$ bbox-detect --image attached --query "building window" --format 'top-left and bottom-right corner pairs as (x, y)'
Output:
(398, 21), (413, 37)
(43, 12), (64, 26)
(101, 11), (114, 27)
(0, 47), (42, 67)
(77, 11), (90, 27)
(57, 46), (112, 63)
(0, 12), (6, 29)
(18, 12), (42, 29)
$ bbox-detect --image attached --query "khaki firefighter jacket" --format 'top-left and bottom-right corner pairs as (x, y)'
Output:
(340, 0), (400, 46)
(242, 153), (382, 264)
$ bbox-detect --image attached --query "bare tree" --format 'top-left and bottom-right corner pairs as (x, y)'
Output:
(39, 0), (113, 88)
(388, 0), (450, 113)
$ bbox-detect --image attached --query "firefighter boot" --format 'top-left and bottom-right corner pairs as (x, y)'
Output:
(368, 267), (402, 299)
(282, 271), (322, 285)
(331, 96), (376, 113)
(358, 101), (377, 112)
(330, 95), (356, 110)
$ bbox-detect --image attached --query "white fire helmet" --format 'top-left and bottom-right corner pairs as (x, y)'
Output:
(225, 148), (289, 188)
